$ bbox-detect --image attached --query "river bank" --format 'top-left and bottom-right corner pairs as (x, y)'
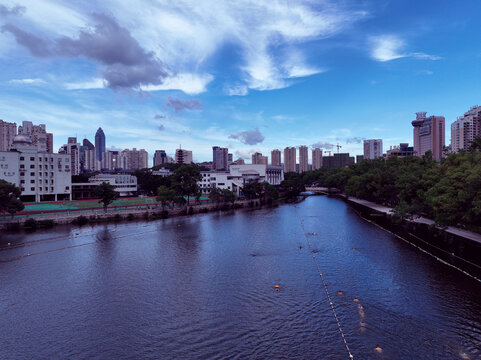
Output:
(342, 195), (481, 280)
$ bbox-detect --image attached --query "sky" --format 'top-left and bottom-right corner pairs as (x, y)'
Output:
(1, 0), (481, 164)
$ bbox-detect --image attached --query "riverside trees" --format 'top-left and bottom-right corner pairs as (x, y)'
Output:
(93, 182), (118, 212)
(0, 180), (24, 218)
(300, 149), (481, 228)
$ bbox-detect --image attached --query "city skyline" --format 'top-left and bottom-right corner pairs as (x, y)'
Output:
(1, 1), (481, 162)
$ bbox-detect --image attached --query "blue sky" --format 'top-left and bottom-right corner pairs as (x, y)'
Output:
(1, 0), (481, 164)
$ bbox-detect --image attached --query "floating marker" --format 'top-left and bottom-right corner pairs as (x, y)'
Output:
(275, 285), (279, 290)
(353, 297), (360, 303)
(374, 345), (383, 353)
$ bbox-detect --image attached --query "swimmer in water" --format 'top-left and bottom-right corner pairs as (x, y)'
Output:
(375, 344), (383, 353)
(337, 290), (344, 296)
(353, 297), (360, 303)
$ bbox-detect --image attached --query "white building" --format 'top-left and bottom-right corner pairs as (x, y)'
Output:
(299, 145), (308, 173)
(72, 174), (137, 199)
(18, 121), (53, 153)
(0, 135), (71, 202)
(198, 164), (284, 196)
(271, 149), (281, 166)
(451, 106), (481, 153)
(363, 139), (383, 159)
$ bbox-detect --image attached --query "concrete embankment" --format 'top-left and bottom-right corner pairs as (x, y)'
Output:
(0, 199), (260, 230)
(343, 196), (481, 279)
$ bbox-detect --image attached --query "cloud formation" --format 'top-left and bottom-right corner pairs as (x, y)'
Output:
(229, 128), (265, 145)
(154, 114), (166, 119)
(345, 137), (364, 144)
(311, 141), (333, 149)
(164, 96), (203, 113)
(370, 35), (441, 62)
(0, 4), (26, 16)
(3, 13), (168, 90)
(158, 124), (165, 131)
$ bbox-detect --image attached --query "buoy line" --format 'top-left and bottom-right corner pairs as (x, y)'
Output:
(295, 206), (354, 360)
(349, 207), (481, 284)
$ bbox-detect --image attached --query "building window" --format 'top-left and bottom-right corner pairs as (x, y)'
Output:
(31, 187), (35, 191)
(66, 186), (70, 190)
(39, 187), (42, 191)
(30, 172), (35, 176)
(30, 165), (35, 169)
(30, 180), (35, 184)
(20, 180), (25, 184)
(20, 157), (24, 161)
(21, 187), (25, 191)
(20, 164), (24, 169)
(20, 172), (24, 176)
(30, 157), (35, 161)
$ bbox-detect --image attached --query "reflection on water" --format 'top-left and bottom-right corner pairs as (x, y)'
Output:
(0, 196), (480, 359)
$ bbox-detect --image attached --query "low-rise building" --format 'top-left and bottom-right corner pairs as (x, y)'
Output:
(0, 135), (71, 202)
(386, 143), (415, 157)
(72, 174), (137, 199)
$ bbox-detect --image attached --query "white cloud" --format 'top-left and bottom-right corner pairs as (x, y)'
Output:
(370, 35), (406, 62)
(370, 35), (441, 62)
(225, 84), (248, 96)
(5, 0), (364, 93)
(9, 78), (46, 85)
(64, 78), (105, 90)
(142, 72), (213, 95)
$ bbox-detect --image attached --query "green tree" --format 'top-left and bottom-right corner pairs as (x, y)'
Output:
(0, 179), (24, 218)
(221, 189), (236, 204)
(156, 185), (176, 209)
(209, 187), (223, 204)
(242, 181), (264, 199)
(280, 173), (305, 199)
(171, 164), (202, 207)
(93, 182), (118, 212)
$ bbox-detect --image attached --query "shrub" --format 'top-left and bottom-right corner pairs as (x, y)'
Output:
(188, 206), (194, 215)
(127, 213), (135, 220)
(6, 222), (20, 231)
(114, 214), (122, 221)
(24, 218), (37, 230)
(143, 212), (149, 220)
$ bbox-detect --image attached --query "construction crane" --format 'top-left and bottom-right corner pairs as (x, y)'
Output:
(324, 143), (342, 154)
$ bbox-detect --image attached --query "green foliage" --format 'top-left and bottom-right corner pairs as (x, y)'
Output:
(135, 169), (171, 196)
(280, 173), (305, 199)
(75, 215), (89, 225)
(209, 187), (223, 203)
(0, 179), (24, 216)
(221, 189), (236, 204)
(93, 182), (118, 211)
(23, 218), (37, 230)
(156, 185), (176, 209)
(300, 148), (481, 228)
(171, 164), (202, 206)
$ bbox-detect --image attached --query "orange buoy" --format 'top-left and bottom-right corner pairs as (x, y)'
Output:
(275, 285), (280, 290)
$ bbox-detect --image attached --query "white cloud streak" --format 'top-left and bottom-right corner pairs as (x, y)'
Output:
(370, 35), (441, 62)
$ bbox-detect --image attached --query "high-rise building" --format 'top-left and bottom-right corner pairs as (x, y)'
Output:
(83, 138), (95, 150)
(299, 146), (308, 173)
(363, 139), (383, 159)
(386, 143), (415, 158)
(214, 147), (229, 170)
(312, 148), (322, 170)
(153, 150), (168, 167)
(121, 148), (149, 169)
(356, 155), (364, 163)
(252, 152), (268, 165)
(412, 112), (445, 160)
(17, 121), (53, 153)
(451, 106), (481, 153)
(322, 153), (354, 168)
(271, 149), (281, 166)
(283, 147), (296, 173)
(212, 146), (219, 166)
(95, 127), (106, 162)
(175, 148), (193, 164)
(59, 138), (81, 175)
(0, 119), (17, 151)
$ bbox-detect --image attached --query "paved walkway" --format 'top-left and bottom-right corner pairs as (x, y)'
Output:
(347, 197), (481, 245)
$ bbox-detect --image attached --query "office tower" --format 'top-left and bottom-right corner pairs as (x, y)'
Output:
(212, 146), (219, 166)
(312, 148), (322, 170)
(283, 147), (296, 173)
(83, 138), (95, 150)
(95, 127), (106, 162)
(251, 152), (268, 165)
(356, 155), (364, 163)
(299, 145), (308, 173)
(0, 119), (17, 151)
(451, 106), (481, 153)
(215, 147), (229, 170)
(363, 139), (383, 159)
(175, 148), (193, 164)
(17, 121), (53, 153)
(154, 150), (168, 167)
(271, 149), (281, 166)
(412, 112), (445, 160)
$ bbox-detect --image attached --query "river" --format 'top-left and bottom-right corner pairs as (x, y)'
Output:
(1, 196), (480, 359)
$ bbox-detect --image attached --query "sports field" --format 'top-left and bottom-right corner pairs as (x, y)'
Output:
(22, 196), (210, 212)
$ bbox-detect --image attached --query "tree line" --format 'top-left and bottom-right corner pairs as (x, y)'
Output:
(296, 142), (481, 228)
